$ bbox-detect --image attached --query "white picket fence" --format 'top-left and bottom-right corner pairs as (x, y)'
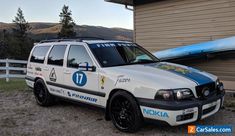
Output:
(0, 59), (27, 82)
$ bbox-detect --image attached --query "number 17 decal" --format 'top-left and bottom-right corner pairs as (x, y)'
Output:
(72, 71), (87, 86)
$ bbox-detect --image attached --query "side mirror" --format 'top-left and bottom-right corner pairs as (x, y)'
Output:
(78, 62), (96, 72)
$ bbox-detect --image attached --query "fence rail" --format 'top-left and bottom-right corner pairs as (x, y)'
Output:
(0, 59), (27, 82)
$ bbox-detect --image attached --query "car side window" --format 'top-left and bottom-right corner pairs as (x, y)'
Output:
(67, 45), (93, 68)
(47, 45), (67, 66)
(30, 46), (50, 63)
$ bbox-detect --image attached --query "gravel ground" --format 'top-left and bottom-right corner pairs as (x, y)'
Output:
(0, 90), (234, 136)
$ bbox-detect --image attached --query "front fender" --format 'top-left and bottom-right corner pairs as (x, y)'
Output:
(114, 77), (157, 99)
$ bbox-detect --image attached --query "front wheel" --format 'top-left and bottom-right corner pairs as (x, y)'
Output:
(109, 91), (143, 132)
(34, 79), (54, 106)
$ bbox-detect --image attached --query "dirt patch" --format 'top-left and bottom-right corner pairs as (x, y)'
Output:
(224, 92), (235, 112)
(0, 90), (234, 136)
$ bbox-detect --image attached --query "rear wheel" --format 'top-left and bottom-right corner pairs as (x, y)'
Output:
(34, 79), (54, 106)
(109, 91), (143, 132)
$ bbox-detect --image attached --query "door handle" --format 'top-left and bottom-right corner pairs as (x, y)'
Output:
(43, 67), (49, 71)
(64, 70), (71, 74)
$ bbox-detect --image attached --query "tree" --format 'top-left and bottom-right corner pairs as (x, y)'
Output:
(9, 8), (33, 59)
(0, 30), (8, 58)
(12, 8), (31, 38)
(58, 5), (76, 38)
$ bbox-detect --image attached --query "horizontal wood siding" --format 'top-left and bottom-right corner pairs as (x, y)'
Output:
(170, 51), (235, 81)
(135, 0), (235, 83)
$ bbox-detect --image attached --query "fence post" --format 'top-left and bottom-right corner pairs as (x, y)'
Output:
(6, 58), (9, 82)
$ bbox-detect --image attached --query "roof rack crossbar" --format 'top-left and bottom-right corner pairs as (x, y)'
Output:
(39, 37), (105, 43)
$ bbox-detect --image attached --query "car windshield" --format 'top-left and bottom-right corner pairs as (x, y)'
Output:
(88, 42), (159, 67)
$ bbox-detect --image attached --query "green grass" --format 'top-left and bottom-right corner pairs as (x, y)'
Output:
(0, 79), (28, 91)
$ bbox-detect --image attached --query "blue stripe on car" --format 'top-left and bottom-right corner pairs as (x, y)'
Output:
(150, 63), (213, 85)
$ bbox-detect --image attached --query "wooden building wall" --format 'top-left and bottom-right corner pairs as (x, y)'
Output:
(134, 0), (235, 88)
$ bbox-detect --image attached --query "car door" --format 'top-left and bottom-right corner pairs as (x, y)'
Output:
(63, 44), (101, 105)
(44, 45), (67, 97)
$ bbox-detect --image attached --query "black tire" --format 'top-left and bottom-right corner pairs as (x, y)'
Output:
(34, 79), (54, 106)
(109, 91), (143, 132)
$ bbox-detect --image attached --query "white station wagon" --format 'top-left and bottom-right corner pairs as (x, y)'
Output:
(25, 39), (225, 132)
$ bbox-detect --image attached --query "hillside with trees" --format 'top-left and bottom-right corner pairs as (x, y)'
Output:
(0, 5), (133, 60)
(0, 23), (133, 41)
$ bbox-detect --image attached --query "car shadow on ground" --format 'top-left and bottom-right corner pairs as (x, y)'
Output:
(55, 98), (234, 135)
(0, 90), (234, 136)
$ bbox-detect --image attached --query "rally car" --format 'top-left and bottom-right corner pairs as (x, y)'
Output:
(25, 39), (225, 132)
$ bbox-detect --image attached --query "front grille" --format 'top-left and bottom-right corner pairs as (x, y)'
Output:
(203, 105), (216, 115)
(195, 82), (216, 99)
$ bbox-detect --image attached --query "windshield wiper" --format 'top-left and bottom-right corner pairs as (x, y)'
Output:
(130, 59), (159, 65)
(104, 60), (158, 67)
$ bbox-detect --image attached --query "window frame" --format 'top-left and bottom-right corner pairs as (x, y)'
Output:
(30, 45), (51, 64)
(88, 42), (160, 68)
(66, 44), (95, 69)
(47, 45), (67, 67)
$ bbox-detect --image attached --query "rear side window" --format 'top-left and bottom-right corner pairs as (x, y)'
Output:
(48, 45), (67, 66)
(67, 45), (93, 68)
(30, 46), (50, 63)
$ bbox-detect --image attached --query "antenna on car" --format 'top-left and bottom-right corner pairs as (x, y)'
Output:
(39, 37), (105, 43)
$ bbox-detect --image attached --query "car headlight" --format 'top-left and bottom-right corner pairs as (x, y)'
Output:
(155, 88), (194, 101)
(155, 89), (174, 100)
(173, 88), (194, 100)
(216, 79), (220, 86)
(216, 79), (224, 93)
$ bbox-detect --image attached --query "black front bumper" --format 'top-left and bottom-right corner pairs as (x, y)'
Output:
(137, 92), (225, 121)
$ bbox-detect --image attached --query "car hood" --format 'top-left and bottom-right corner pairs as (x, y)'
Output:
(104, 62), (217, 89)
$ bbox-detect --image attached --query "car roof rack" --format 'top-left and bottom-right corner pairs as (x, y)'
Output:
(39, 37), (105, 43)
